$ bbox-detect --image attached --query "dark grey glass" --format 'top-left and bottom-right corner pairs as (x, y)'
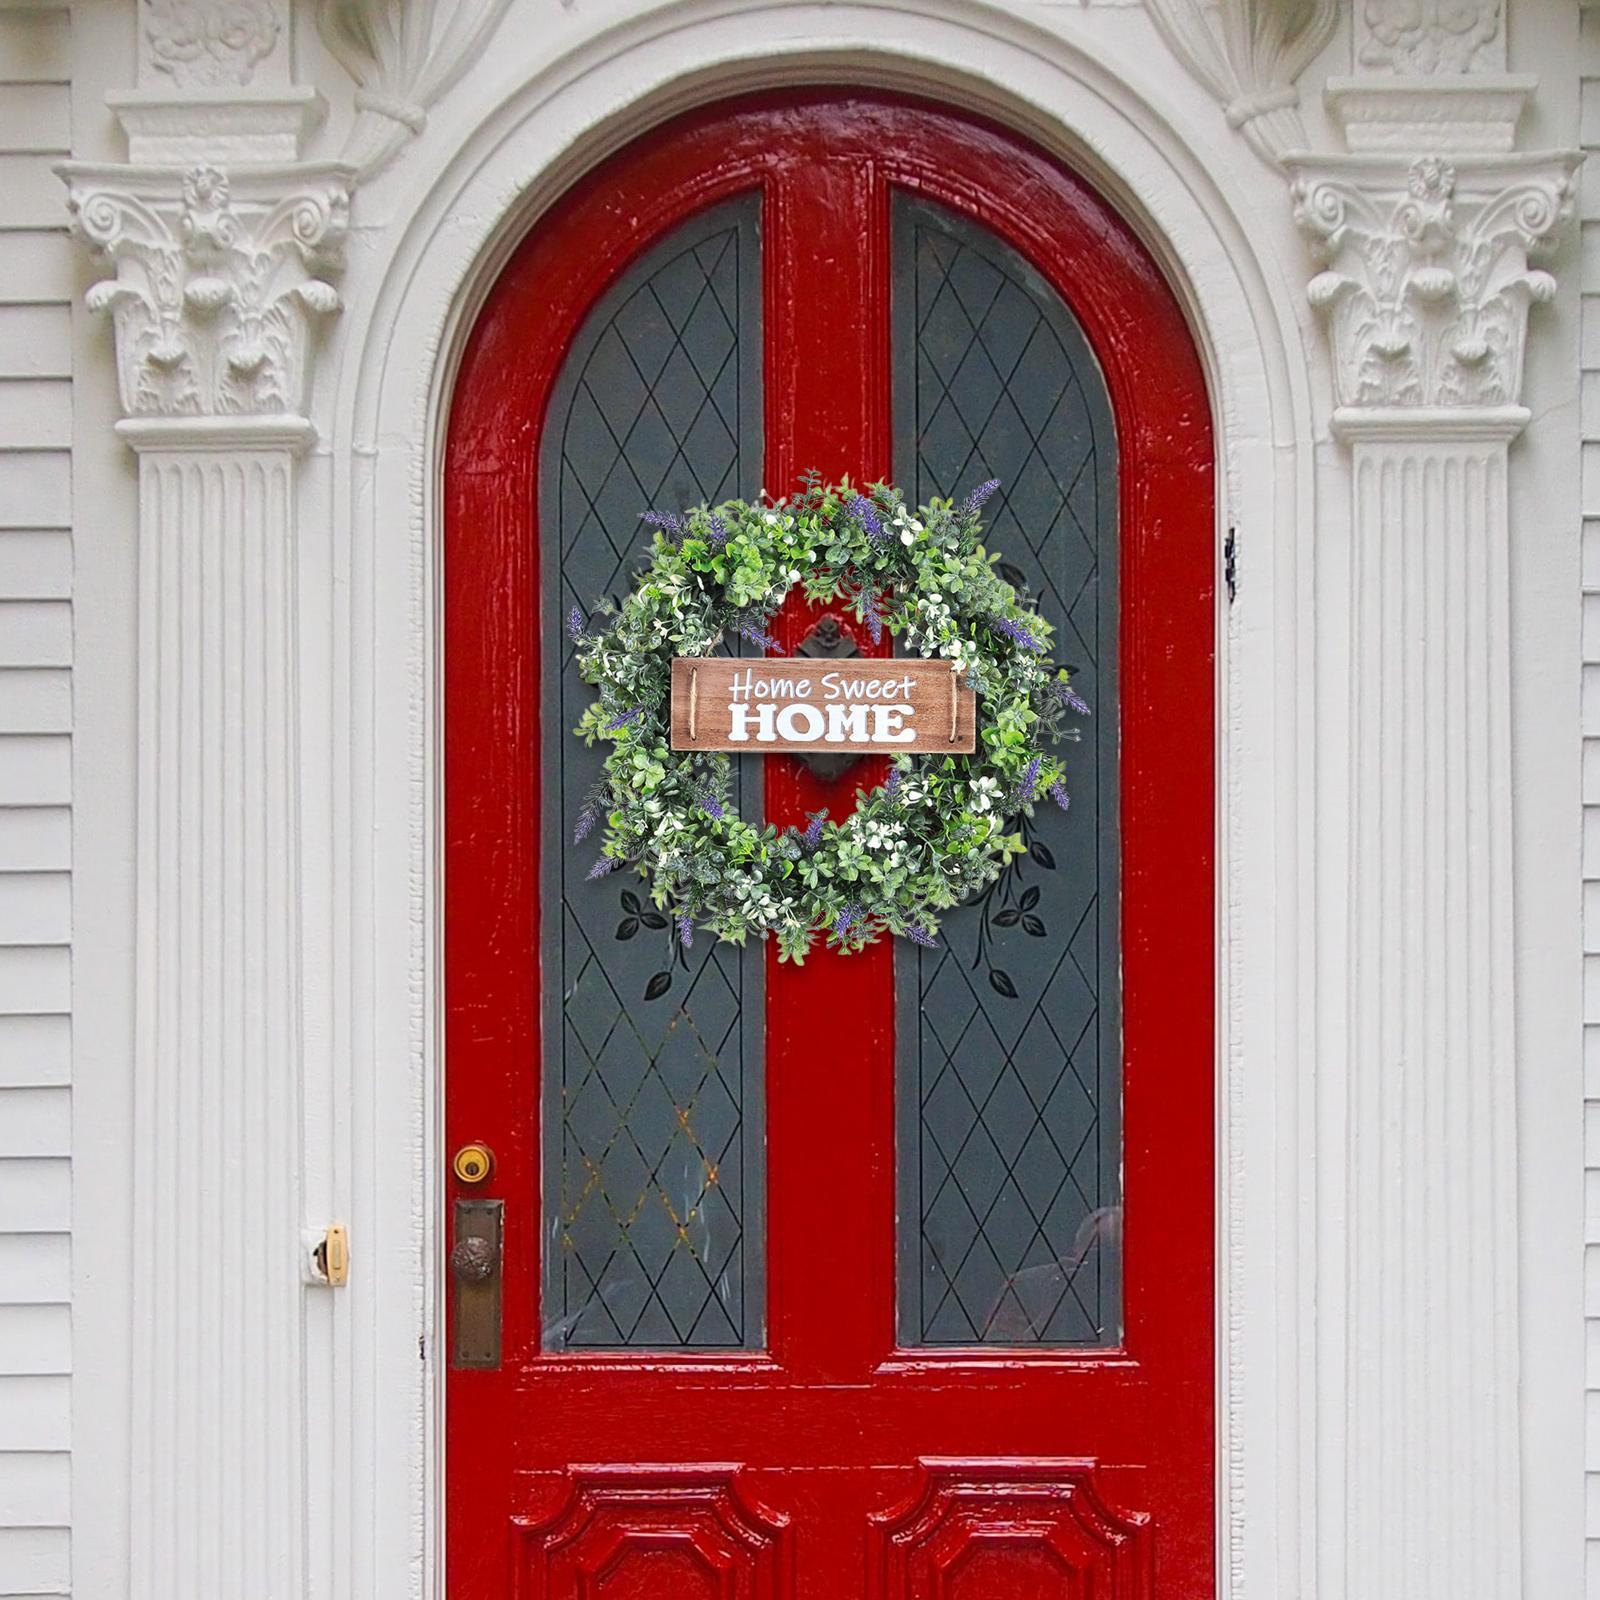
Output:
(893, 194), (1122, 1348)
(539, 198), (765, 1350)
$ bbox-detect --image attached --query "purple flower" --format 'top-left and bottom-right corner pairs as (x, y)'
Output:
(676, 911), (694, 949)
(567, 606), (585, 644)
(1049, 779), (1071, 812)
(738, 616), (779, 653)
(905, 924), (939, 948)
(961, 478), (1002, 515)
(706, 514), (728, 548)
(848, 494), (885, 542)
(1053, 680), (1092, 716)
(586, 856), (616, 880)
(884, 768), (902, 802)
(641, 509), (685, 537)
(801, 809), (829, 849)
(989, 612), (1046, 653)
(859, 587), (884, 645)
(700, 790), (725, 821)
(1010, 754), (1042, 809)
(834, 904), (862, 939)
(602, 706), (645, 733)
(573, 798), (601, 844)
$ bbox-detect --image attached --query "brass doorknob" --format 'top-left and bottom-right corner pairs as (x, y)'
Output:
(450, 1235), (498, 1284)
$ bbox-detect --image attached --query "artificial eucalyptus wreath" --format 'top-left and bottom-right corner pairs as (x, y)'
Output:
(570, 476), (1089, 962)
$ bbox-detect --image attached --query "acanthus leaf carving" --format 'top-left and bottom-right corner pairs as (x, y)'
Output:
(62, 163), (352, 420)
(315, 0), (514, 179)
(1289, 153), (1576, 409)
(1358, 0), (1503, 76)
(1143, 0), (1340, 165)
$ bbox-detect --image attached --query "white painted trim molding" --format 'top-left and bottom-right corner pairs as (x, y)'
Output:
(330, 10), (1310, 1599)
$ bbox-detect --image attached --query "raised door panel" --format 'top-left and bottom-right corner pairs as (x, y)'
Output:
(871, 1460), (1152, 1600)
(514, 1467), (791, 1600)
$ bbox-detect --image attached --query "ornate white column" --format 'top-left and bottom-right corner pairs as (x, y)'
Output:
(1287, 48), (1578, 1599)
(59, 44), (353, 1592)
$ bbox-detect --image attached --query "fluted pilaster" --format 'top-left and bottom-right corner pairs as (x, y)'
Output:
(125, 422), (312, 1598)
(60, 127), (350, 1592)
(1289, 87), (1577, 1599)
(1333, 410), (1522, 1598)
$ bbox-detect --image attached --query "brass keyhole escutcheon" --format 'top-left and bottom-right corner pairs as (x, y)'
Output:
(452, 1143), (494, 1185)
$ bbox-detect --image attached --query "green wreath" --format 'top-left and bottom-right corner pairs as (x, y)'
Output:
(570, 476), (1089, 962)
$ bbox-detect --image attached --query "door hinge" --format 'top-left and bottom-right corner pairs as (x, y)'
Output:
(1224, 527), (1238, 606)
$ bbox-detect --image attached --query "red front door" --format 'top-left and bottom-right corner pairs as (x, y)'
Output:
(446, 93), (1214, 1598)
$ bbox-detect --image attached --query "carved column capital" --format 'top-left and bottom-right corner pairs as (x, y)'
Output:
(59, 161), (352, 427)
(1286, 151), (1578, 416)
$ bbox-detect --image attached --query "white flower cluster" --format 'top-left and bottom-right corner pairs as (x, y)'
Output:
(891, 505), (924, 546)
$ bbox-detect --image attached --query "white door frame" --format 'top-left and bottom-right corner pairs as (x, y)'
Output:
(330, 9), (1311, 1595)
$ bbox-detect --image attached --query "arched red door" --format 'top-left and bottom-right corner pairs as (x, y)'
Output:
(446, 93), (1214, 1598)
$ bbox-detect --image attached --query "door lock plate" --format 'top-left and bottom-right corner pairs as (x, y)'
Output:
(450, 1198), (503, 1370)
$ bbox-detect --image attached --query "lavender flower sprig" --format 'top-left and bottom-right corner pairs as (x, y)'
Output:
(586, 856), (617, 881)
(858, 586), (884, 645)
(676, 911), (694, 949)
(738, 615), (779, 653)
(573, 796), (601, 844)
(800, 809), (829, 849)
(905, 924), (939, 948)
(640, 509), (685, 537)
(961, 478), (1002, 516)
(848, 494), (885, 542)
(1008, 754), (1042, 811)
(988, 612), (1046, 653)
(567, 606), (586, 644)
(699, 790), (725, 821)
(706, 514), (728, 548)
(602, 706), (645, 734)
(1049, 779), (1071, 812)
(1050, 678), (1092, 716)
(834, 904), (863, 939)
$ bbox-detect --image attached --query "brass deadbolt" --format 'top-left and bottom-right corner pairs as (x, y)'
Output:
(452, 1142), (494, 1185)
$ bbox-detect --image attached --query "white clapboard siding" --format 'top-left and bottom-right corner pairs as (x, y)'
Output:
(1583, 10), (1600, 1591)
(0, 7), (71, 1597)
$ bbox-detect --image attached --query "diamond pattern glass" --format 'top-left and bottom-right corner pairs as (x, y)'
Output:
(892, 195), (1123, 1347)
(539, 198), (766, 1349)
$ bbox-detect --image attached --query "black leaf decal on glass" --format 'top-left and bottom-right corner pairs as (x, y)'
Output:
(620, 890), (642, 914)
(1020, 886), (1040, 911)
(1029, 840), (1056, 870)
(1022, 914), (1046, 937)
(643, 970), (673, 1001)
(988, 968), (1018, 999)
(996, 561), (1029, 593)
(992, 908), (1021, 928)
(639, 911), (669, 931)
(615, 917), (639, 941)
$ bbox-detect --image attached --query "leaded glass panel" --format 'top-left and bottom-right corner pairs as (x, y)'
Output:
(539, 198), (765, 1350)
(893, 195), (1123, 1348)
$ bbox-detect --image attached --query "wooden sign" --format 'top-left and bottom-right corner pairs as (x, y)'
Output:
(669, 657), (976, 754)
